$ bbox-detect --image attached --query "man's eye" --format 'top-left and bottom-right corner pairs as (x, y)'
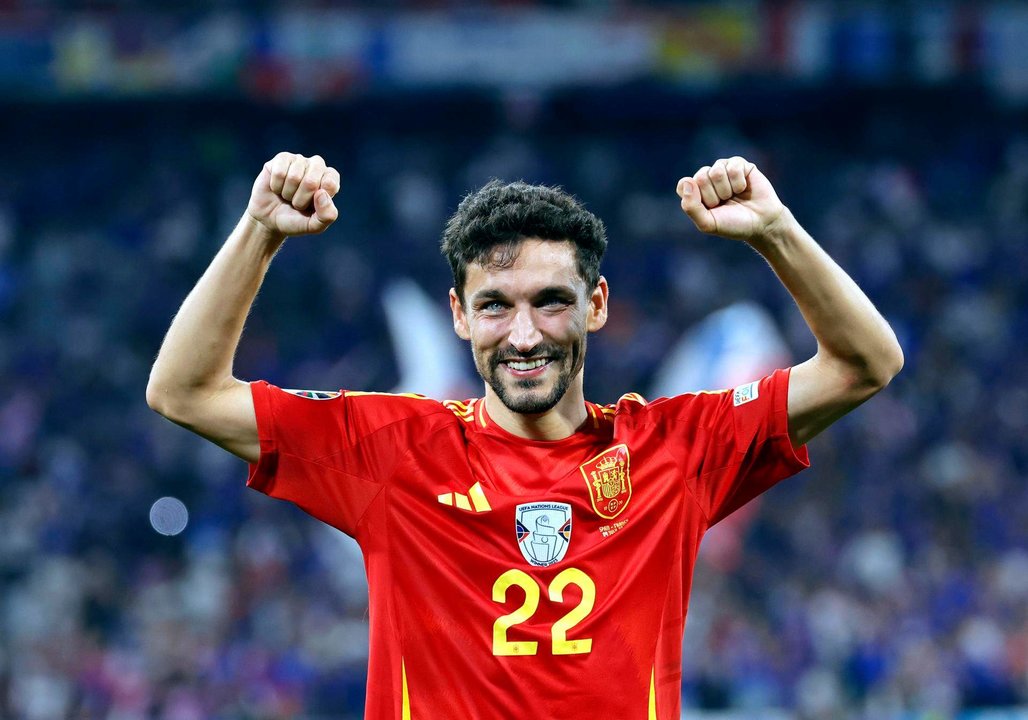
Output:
(482, 301), (506, 312)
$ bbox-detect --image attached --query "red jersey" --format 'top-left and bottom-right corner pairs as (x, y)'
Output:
(247, 368), (809, 719)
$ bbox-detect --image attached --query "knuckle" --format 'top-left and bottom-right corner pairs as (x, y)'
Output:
(302, 177), (320, 191)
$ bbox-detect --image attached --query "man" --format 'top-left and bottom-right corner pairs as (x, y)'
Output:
(147, 152), (902, 718)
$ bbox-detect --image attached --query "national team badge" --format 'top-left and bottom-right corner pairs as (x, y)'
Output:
(284, 389), (341, 400)
(579, 444), (632, 519)
(515, 502), (572, 567)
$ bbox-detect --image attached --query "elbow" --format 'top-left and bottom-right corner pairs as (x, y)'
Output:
(820, 338), (904, 401)
(886, 342), (905, 383)
(858, 338), (905, 395)
(875, 337), (905, 389)
(146, 372), (190, 423)
(146, 375), (171, 417)
(146, 371), (232, 425)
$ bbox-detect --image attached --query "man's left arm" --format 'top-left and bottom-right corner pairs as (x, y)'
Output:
(678, 156), (904, 446)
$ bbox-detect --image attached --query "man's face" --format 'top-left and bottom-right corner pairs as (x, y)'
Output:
(450, 239), (608, 415)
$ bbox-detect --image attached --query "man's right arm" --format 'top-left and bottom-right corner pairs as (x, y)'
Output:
(146, 153), (340, 463)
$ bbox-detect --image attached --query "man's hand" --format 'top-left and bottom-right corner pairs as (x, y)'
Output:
(246, 152), (341, 238)
(677, 156), (786, 243)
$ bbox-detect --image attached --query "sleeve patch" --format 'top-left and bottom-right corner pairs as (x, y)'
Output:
(283, 389), (341, 400)
(732, 381), (759, 406)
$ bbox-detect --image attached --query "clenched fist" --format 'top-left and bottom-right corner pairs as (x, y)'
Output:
(677, 156), (787, 243)
(247, 152), (341, 237)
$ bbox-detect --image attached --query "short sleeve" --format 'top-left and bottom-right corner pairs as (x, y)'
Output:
(246, 381), (420, 537)
(661, 368), (810, 527)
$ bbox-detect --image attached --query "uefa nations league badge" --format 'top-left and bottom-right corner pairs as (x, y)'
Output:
(515, 503), (572, 567)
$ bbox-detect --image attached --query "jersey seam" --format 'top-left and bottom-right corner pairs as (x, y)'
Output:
(659, 435), (714, 528)
(265, 449), (387, 536)
(626, 405), (727, 528)
(353, 481), (386, 541)
(347, 413), (469, 536)
(634, 395), (783, 528)
(305, 402), (459, 465)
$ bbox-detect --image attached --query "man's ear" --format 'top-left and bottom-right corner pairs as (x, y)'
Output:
(449, 288), (471, 340)
(587, 276), (609, 332)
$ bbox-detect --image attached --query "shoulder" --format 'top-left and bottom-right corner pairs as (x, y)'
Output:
(342, 389), (444, 410)
(254, 382), (460, 428)
(439, 397), (488, 428)
(598, 389), (732, 424)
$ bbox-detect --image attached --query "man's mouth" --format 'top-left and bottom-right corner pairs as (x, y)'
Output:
(506, 358), (549, 371)
(497, 356), (555, 377)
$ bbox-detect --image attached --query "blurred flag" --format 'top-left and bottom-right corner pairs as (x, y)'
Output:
(650, 302), (790, 571)
(381, 278), (476, 400)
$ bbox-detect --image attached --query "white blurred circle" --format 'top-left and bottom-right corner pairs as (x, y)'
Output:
(149, 496), (189, 536)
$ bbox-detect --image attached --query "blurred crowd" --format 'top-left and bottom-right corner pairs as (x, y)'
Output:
(0, 84), (1025, 719)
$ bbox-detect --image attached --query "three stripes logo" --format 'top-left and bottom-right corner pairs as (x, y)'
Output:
(437, 481), (492, 513)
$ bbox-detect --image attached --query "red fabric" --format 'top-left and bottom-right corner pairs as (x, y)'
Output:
(247, 368), (809, 719)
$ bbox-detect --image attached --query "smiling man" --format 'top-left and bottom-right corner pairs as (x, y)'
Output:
(147, 152), (902, 718)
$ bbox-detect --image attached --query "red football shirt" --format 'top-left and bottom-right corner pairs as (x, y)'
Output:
(247, 368), (809, 719)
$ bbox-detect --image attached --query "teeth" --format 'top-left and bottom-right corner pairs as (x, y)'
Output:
(508, 359), (548, 371)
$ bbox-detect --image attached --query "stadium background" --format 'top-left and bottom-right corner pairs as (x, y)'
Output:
(1, 2), (1027, 718)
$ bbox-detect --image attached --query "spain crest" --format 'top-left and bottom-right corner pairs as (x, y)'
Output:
(515, 502), (572, 567)
(579, 444), (632, 519)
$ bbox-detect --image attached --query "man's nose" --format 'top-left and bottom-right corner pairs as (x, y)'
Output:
(508, 308), (543, 352)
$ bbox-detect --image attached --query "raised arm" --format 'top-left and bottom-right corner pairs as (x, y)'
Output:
(146, 153), (340, 462)
(677, 156), (903, 446)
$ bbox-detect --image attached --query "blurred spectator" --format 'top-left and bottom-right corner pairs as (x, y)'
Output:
(1, 80), (1026, 717)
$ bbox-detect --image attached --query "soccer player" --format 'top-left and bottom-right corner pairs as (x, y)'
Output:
(147, 152), (902, 718)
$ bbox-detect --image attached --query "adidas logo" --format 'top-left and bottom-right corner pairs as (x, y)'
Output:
(437, 482), (491, 513)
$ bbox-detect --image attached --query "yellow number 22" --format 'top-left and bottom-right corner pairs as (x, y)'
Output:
(491, 568), (596, 656)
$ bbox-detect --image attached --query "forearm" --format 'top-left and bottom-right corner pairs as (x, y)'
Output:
(147, 215), (285, 413)
(752, 209), (903, 388)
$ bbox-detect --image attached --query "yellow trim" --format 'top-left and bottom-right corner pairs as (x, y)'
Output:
(468, 482), (491, 512)
(437, 493), (454, 506)
(454, 493), (472, 511)
(649, 667), (657, 720)
(346, 391), (428, 399)
(402, 659), (411, 720)
(443, 400), (475, 417)
(477, 398), (487, 427)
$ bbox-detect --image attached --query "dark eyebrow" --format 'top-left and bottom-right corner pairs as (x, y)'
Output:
(469, 289), (509, 305)
(533, 286), (577, 302)
(469, 285), (578, 306)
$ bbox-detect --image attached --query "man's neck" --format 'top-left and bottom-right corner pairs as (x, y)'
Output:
(483, 382), (589, 442)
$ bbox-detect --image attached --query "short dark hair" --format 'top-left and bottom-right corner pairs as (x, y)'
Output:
(441, 180), (607, 302)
